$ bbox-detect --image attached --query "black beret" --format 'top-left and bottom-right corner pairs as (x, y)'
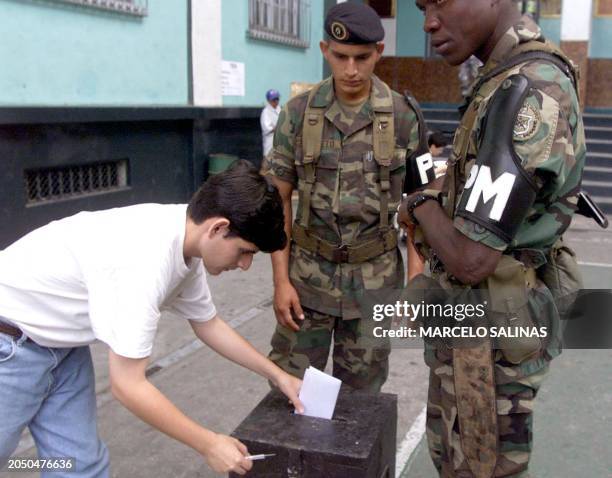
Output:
(324, 2), (384, 45)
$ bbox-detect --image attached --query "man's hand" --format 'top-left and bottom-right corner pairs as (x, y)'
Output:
(406, 223), (425, 280)
(204, 434), (252, 476)
(273, 281), (304, 331)
(271, 371), (305, 414)
(397, 194), (417, 230)
(398, 187), (444, 231)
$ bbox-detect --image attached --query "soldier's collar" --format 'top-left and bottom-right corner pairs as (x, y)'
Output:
(311, 75), (392, 112)
(484, 15), (543, 74)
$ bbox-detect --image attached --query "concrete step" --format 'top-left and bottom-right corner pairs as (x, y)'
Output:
(582, 126), (612, 141)
(421, 108), (460, 122)
(583, 112), (612, 128)
(583, 165), (612, 182)
(423, 118), (459, 134)
(586, 152), (612, 169)
(582, 179), (612, 198)
(586, 138), (612, 155)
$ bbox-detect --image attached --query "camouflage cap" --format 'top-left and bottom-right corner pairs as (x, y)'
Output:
(324, 2), (384, 45)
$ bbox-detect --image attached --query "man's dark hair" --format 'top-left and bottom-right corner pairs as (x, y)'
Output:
(428, 131), (449, 148)
(187, 160), (286, 253)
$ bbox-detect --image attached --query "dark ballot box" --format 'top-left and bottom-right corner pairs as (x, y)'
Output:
(229, 387), (397, 478)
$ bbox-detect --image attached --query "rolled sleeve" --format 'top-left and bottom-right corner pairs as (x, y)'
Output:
(166, 266), (217, 322)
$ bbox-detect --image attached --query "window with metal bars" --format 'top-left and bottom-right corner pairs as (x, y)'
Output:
(25, 160), (129, 205)
(248, 0), (311, 48)
(50, 0), (147, 16)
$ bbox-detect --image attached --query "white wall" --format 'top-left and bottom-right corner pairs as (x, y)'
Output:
(381, 18), (397, 56)
(192, 0), (222, 106)
(561, 0), (593, 41)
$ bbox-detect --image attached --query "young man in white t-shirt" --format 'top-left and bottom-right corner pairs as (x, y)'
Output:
(0, 160), (302, 477)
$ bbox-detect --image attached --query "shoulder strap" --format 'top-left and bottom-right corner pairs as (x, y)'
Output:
(299, 79), (398, 231)
(372, 80), (395, 229)
(302, 85), (326, 167)
(299, 84), (326, 228)
(371, 81), (395, 168)
(464, 40), (579, 113)
(450, 40), (580, 217)
(445, 100), (482, 218)
(403, 90), (438, 193)
(512, 40), (579, 87)
(403, 90), (428, 157)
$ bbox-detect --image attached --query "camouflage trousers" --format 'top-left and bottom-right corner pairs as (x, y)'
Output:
(268, 307), (391, 392)
(426, 349), (550, 478)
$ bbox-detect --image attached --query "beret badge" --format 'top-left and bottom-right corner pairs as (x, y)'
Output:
(331, 21), (348, 41)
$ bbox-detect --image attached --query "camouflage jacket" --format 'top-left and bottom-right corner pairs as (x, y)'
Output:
(448, 16), (586, 254)
(264, 75), (420, 319)
(426, 16), (585, 371)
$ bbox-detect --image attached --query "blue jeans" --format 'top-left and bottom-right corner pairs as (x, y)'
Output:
(0, 330), (109, 477)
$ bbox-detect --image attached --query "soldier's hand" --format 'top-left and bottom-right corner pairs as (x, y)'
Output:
(273, 281), (304, 331)
(397, 195), (415, 229)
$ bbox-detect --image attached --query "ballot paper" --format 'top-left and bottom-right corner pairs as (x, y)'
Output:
(298, 366), (342, 420)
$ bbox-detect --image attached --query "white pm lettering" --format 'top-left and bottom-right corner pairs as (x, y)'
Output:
(465, 165), (516, 221)
(416, 152), (434, 185)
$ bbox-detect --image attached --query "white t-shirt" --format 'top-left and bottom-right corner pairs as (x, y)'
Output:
(0, 204), (216, 358)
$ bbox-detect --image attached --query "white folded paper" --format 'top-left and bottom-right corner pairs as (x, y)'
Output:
(298, 366), (342, 420)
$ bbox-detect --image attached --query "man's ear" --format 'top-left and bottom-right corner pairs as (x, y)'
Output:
(375, 42), (385, 58)
(208, 218), (230, 238)
(320, 40), (330, 59)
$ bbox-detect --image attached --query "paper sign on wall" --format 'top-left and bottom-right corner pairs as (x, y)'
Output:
(221, 61), (245, 96)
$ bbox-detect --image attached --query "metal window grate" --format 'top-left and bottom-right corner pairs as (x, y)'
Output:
(248, 0), (311, 48)
(51, 0), (147, 17)
(25, 160), (129, 205)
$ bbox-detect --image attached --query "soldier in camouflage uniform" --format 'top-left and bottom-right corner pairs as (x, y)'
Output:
(263, 2), (423, 391)
(398, 0), (585, 476)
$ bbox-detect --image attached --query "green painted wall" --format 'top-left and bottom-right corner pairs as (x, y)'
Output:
(0, 0), (189, 106)
(393, 7), (612, 60)
(590, 17), (612, 58)
(221, 0), (325, 107)
(396, 0), (426, 57)
(540, 18), (561, 46)
(532, 16), (612, 59)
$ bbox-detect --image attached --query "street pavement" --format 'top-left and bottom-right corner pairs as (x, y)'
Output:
(3, 214), (611, 478)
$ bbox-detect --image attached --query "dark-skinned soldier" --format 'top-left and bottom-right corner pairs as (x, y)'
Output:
(398, 0), (586, 476)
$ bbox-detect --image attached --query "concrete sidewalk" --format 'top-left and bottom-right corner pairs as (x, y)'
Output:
(4, 216), (611, 477)
(5, 247), (431, 478)
(400, 349), (612, 477)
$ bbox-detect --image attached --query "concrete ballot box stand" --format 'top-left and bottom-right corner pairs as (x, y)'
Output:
(230, 387), (397, 477)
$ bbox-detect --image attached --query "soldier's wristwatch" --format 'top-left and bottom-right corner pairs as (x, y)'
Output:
(405, 191), (441, 225)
